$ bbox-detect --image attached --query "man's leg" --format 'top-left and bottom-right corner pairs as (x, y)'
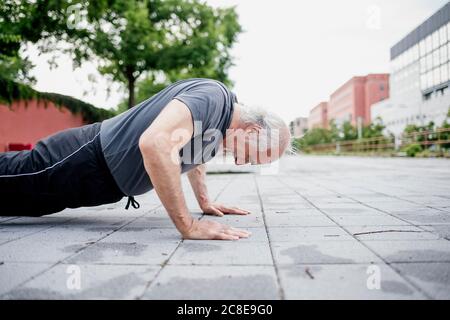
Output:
(0, 150), (67, 216)
(0, 123), (124, 216)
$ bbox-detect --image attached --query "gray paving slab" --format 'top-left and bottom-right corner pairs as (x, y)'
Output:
(15, 225), (115, 244)
(347, 225), (440, 241)
(264, 208), (323, 215)
(364, 240), (450, 263)
(170, 241), (273, 265)
(65, 240), (179, 265)
(1, 155), (450, 299)
(0, 216), (73, 227)
(123, 214), (183, 229)
(391, 212), (450, 225)
(265, 214), (336, 227)
(278, 264), (426, 299)
(272, 241), (382, 265)
(365, 202), (435, 213)
(205, 214), (265, 228)
(268, 226), (353, 242)
(331, 214), (410, 227)
(0, 225), (54, 243)
(101, 227), (182, 244)
(302, 195), (358, 204)
(399, 196), (450, 207)
(0, 262), (52, 296)
(391, 263), (450, 299)
(420, 225), (450, 240)
(0, 217), (19, 223)
(4, 264), (160, 299)
(0, 238), (87, 263)
(143, 265), (279, 300)
(315, 202), (383, 211)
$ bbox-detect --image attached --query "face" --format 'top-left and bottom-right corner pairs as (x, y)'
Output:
(232, 139), (275, 165)
(224, 126), (287, 166)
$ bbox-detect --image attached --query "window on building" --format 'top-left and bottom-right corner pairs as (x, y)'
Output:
(442, 64), (449, 83)
(419, 39), (426, 57)
(400, 52), (406, 69)
(426, 35), (433, 54)
(448, 62), (450, 81)
(440, 25), (447, 46)
(413, 44), (419, 61)
(420, 74), (427, 90)
(433, 68), (441, 86)
(426, 53), (433, 71)
(427, 70), (433, 88)
(432, 30), (440, 50)
(420, 56), (426, 73)
(448, 22), (450, 44)
(433, 49), (440, 67)
(441, 45), (448, 65)
(448, 42), (450, 64)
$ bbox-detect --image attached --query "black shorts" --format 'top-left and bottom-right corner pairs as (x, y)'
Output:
(0, 123), (125, 216)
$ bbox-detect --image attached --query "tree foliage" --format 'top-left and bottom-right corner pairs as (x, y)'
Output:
(294, 120), (387, 152)
(0, 78), (115, 123)
(0, 0), (83, 83)
(1, 0), (242, 111)
(70, 0), (242, 109)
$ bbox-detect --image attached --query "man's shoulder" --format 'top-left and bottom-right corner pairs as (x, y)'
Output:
(174, 78), (228, 90)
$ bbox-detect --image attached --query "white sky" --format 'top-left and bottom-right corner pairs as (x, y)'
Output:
(25, 0), (449, 123)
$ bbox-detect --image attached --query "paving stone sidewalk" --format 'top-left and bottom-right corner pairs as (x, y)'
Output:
(1, 155), (450, 299)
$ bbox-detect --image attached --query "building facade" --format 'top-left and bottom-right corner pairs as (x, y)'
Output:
(308, 102), (328, 129)
(372, 3), (450, 136)
(328, 74), (389, 127)
(0, 99), (86, 152)
(290, 117), (308, 138)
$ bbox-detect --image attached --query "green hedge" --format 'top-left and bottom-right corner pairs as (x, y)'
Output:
(0, 78), (116, 123)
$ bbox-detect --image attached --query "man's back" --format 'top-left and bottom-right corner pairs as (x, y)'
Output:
(100, 78), (236, 196)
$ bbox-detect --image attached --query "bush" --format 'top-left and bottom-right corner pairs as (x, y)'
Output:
(0, 78), (116, 123)
(404, 144), (422, 157)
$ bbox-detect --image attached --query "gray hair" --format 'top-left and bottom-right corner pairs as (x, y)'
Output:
(237, 103), (292, 154)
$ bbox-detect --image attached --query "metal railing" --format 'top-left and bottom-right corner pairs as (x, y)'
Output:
(303, 127), (450, 154)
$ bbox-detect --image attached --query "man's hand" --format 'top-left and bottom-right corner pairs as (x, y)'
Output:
(201, 202), (250, 217)
(183, 219), (251, 240)
(186, 165), (251, 218)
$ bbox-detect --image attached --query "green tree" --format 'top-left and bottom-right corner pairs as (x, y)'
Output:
(438, 107), (450, 149)
(295, 127), (333, 152)
(0, 0), (74, 84)
(328, 120), (340, 142)
(341, 121), (358, 141)
(71, 0), (241, 109)
(362, 119), (385, 138)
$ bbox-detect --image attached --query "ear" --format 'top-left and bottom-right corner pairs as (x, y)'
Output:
(244, 123), (262, 134)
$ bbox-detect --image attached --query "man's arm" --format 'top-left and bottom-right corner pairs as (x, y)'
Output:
(139, 99), (250, 240)
(187, 164), (250, 217)
(186, 165), (210, 210)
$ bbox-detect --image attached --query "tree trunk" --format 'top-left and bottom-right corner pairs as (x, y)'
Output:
(127, 78), (135, 109)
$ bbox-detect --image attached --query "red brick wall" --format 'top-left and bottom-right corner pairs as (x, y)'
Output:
(328, 77), (360, 125)
(328, 74), (389, 126)
(364, 74), (390, 124)
(353, 77), (367, 124)
(0, 99), (86, 152)
(309, 102), (328, 129)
